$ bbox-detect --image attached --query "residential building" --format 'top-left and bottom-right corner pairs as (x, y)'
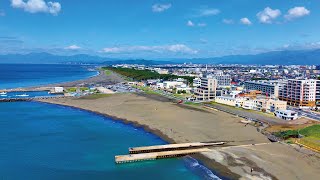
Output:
(279, 79), (320, 107)
(215, 96), (237, 106)
(163, 81), (185, 89)
(215, 96), (287, 113)
(193, 78), (201, 87)
(317, 80), (320, 107)
(208, 74), (231, 87)
(193, 77), (217, 101)
(275, 110), (298, 120)
(244, 80), (284, 97)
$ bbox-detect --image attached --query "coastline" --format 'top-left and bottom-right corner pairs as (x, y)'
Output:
(37, 93), (320, 180)
(36, 100), (224, 179)
(36, 93), (267, 179)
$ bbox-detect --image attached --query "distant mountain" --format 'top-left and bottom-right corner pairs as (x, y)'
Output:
(0, 49), (320, 65)
(0, 53), (170, 65)
(0, 52), (107, 64)
(188, 49), (320, 65)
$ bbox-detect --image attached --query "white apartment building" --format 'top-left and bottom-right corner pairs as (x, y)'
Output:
(193, 78), (201, 87)
(279, 79), (320, 107)
(193, 77), (217, 101)
(207, 74), (231, 87)
(162, 81), (185, 89)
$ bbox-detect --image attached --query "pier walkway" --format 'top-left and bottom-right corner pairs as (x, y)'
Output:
(116, 148), (211, 164)
(129, 142), (225, 154)
(115, 142), (226, 164)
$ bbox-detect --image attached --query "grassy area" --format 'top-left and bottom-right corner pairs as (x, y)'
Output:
(105, 70), (112, 76)
(184, 101), (201, 106)
(67, 87), (77, 92)
(80, 87), (89, 91)
(103, 67), (194, 84)
(274, 125), (320, 151)
(79, 94), (113, 99)
(133, 85), (158, 95)
(67, 87), (89, 92)
(173, 93), (191, 99)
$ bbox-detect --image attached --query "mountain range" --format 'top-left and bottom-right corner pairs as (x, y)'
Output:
(0, 49), (320, 65)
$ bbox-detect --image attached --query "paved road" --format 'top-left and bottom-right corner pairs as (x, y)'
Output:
(288, 107), (320, 121)
(205, 103), (288, 125)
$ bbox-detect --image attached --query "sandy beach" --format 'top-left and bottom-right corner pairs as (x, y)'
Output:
(38, 93), (320, 180)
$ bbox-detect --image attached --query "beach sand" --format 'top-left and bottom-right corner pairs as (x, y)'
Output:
(38, 93), (320, 180)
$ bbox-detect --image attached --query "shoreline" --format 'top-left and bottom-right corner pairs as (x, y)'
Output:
(37, 94), (320, 180)
(36, 94), (269, 179)
(35, 100), (226, 179)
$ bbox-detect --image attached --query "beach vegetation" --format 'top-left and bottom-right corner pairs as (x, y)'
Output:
(105, 70), (112, 76)
(274, 125), (320, 151)
(104, 67), (194, 84)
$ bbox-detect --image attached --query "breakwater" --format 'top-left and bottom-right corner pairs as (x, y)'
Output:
(0, 96), (65, 102)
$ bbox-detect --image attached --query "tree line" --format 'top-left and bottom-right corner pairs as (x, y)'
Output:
(104, 67), (194, 84)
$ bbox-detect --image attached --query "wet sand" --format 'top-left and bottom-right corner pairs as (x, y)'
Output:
(38, 93), (320, 180)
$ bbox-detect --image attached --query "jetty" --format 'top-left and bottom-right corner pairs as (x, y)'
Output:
(0, 96), (65, 102)
(115, 141), (226, 164)
(116, 148), (211, 164)
(129, 142), (225, 154)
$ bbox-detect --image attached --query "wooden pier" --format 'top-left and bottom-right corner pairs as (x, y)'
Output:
(115, 148), (211, 164)
(129, 142), (225, 154)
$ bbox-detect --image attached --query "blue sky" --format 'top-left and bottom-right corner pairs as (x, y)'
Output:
(0, 0), (320, 59)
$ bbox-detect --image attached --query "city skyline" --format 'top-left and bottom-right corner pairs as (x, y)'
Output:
(0, 0), (320, 59)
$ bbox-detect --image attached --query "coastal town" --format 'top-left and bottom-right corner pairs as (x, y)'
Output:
(1, 63), (320, 179)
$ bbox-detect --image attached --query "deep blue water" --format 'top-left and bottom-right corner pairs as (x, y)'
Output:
(0, 102), (220, 180)
(0, 64), (97, 89)
(0, 91), (59, 99)
(0, 64), (222, 179)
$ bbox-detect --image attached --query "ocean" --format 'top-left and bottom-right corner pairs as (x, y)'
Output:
(0, 64), (98, 89)
(0, 64), (221, 179)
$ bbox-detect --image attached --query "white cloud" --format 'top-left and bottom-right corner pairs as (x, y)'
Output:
(11, 0), (61, 15)
(198, 8), (220, 17)
(102, 44), (198, 54)
(285, 7), (310, 20)
(152, 3), (171, 12)
(240, 17), (252, 25)
(222, 19), (234, 24)
(187, 20), (195, 27)
(65, 45), (81, 50)
(257, 7), (281, 24)
(187, 20), (207, 27)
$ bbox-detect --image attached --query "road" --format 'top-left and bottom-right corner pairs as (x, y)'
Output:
(288, 107), (320, 121)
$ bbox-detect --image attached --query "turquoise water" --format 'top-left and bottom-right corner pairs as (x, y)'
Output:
(0, 102), (220, 180)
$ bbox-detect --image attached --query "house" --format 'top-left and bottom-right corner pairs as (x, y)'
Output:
(275, 110), (298, 120)
(215, 96), (236, 106)
(54, 87), (64, 93)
